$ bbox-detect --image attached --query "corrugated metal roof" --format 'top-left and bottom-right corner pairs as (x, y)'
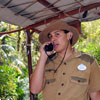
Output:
(0, 0), (100, 31)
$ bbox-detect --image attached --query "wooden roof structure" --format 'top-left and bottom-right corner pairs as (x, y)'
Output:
(0, 0), (100, 32)
(0, 0), (100, 100)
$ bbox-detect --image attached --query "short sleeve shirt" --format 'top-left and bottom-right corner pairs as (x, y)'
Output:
(42, 49), (100, 100)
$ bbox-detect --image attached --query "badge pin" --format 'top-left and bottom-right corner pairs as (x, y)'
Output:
(77, 64), (87, 71)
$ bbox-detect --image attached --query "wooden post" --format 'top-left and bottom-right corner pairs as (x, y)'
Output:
(26, 28), (35, 100)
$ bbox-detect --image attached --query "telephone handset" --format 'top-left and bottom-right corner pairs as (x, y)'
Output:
(44, 43), (53, 52)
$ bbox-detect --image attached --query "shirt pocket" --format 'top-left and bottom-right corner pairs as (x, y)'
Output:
(44, 68), (56, 85)
(71, 76), (88, 85)
(70, 70), (89, 85)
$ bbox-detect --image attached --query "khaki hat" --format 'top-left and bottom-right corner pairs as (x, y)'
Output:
(39, 20), (79, 46)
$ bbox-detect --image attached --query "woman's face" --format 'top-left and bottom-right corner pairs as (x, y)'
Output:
(48, 30), (69, 53)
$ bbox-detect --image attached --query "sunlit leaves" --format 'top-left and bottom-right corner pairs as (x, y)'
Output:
(76, 19), (100, 65)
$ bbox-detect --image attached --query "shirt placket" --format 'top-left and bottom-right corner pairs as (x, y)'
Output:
(55, 61), (70, 100)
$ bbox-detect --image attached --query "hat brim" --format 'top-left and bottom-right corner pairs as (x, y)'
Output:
(39, 20), (79, 46)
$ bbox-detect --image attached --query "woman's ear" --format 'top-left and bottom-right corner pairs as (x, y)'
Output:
(67, 32), (73, 40)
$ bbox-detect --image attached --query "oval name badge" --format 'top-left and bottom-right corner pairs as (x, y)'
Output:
(77, 64), (87, 71)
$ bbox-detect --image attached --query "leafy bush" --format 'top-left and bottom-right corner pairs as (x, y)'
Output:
(76, 38), (100, 65)
(0, 63), (18, 100)
(0, 62), (26, 100)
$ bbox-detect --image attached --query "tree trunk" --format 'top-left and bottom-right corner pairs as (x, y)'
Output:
(17, 27), (21, 51)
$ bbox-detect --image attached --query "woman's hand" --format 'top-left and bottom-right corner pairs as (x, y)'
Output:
(40, 42), (54, 59)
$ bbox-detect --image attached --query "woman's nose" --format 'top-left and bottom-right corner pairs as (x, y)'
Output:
(51, 37), (56, 43)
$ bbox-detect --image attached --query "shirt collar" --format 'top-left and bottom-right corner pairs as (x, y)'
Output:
(55, 48), (81, 62)
(72, 48), (82, 58)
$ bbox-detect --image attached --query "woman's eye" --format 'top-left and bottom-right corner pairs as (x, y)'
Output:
(55, 33), (60, 36)
(48, 34), (52, 39)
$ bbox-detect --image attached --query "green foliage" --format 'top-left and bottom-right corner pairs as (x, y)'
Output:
(38, 92), (43, 100)
(0, 63), (18, 100)
(76, 19), (100, 65)
(0, 22), (29, 100)
(0, 19), (100, 100)
(22, 78), (30, 100)
(0, 61), (29, 100)
(1, 27), (7, 32)
(31, 33), (40, 68)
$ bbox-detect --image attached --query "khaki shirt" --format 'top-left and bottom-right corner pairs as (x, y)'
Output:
(42, 49), (100, 100)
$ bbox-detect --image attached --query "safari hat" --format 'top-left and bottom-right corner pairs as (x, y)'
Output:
(39, 20), (79, 46)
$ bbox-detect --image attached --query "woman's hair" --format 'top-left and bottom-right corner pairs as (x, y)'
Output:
(62, 30), (73, 45)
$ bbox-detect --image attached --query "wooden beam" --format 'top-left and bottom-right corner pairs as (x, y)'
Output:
(37, 0), (60, 12)
(0, 28), (25, 35)
(98, 13), (100, 15)
(27, 2), (100, 28)
(0, 3), (99, 35)
(8, 1), (35, 8)
(26, 29), (35, 100)
(15, 1), (37, 15)
(4, 0), (13, 6)
(68, 20), (82, 34)
(0, 27), (40, 35)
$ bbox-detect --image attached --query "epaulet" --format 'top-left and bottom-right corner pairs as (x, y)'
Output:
(46, 53), (57, 64)
(78, 52), (95, 64)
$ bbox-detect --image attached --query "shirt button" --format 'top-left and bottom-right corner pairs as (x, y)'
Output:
(47, 82), (50, 84)
(61, 83), (64, 86)
(78, 80), (80, 82)
(48, 69), (51, 72)
(63, 72), (66, 75)
(64, 62), (67, 65)
(58, 92), (61, 95)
